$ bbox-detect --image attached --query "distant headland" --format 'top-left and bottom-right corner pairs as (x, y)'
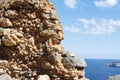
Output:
(107, 62), (120, 67)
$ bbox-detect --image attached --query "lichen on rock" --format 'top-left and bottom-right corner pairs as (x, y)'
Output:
(0, 0), (87, 80)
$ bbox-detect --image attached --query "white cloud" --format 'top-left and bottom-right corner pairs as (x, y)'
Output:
(64, 25), (80, 33)
(64, 18), (120, 35)
(94, 0), (118, 8)
(64, 0), (78, 8)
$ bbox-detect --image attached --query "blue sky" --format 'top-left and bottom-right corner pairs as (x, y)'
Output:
(50, 0), (120, 59)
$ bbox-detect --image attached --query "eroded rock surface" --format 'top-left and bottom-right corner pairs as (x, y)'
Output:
(0, 0), (87, 80)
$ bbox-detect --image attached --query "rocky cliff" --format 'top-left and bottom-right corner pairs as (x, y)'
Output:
(0, 0), (87, 80)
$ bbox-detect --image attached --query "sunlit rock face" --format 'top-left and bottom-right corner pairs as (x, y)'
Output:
(0, 0), (87, 80)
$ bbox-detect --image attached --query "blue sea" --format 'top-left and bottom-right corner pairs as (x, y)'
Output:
(85, 59), (120, 80)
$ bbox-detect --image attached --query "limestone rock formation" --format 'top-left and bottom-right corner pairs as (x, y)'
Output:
(0, 0), (87, 80)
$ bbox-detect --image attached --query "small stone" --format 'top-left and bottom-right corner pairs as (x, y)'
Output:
(15, 32), (23, 38)
(57, 31), (64, 40)
(40, 30), (57, 37)
(53, 23), (62, 30)
(0, 18), (13, 27)
(41, 13), (50, 19)
(27, 12), (36, 20)
(0, 74), (11, 80)
(37, 74), (50, 80)
(5, 10), (18, 19)
(50, 9), (58, 19)
(47, 45), (64, 53)
(2, 34), (21, 47)
(28, 37), (35, 46)
(50, 53), (62, 63)
(10, 65), (21, 71)
(0, 28), (10, 36)
(10, 34), (21, 43)
(45, 20), (54, 28)
(0, 60), (8, 68)
(0, 28), (4, 36)
(70, 53), (75, 57)
(0, 68), (5, 75)
(63, 53), (76, 67)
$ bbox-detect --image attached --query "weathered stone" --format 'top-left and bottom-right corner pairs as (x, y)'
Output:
(0, 28), (10, 36)
(44, 20), (54, 28)
(40, 30), (57, 37)
(57, 31), (64, 40)
(63, 53), (76, 67)
(37, 74), (50, 80)
(46, 45), (64, 53)
(0, 68), (5, 74)
(0, 60), (8, 68)
(0, 18), (12, 27)
(41, 13), (50, 19)
(50, 9), (58, 19)
(62, 52), (87, 68)
(53, 22), (62, 30)
(2, 34), (21, 46)
(9, 65), (21, 71)
(15, 32), (23, 38)
(49, 53), (62, 63)
(28, 37), (35, 46)
(5, 10), (18, 19)
(0, 74), (11, 80)
(27, 12), (36, 20)
(76, 58), (87, 67)
(70, 53), (75, 57)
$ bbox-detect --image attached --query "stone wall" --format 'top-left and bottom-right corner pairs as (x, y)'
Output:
(0, 0), (87, 80)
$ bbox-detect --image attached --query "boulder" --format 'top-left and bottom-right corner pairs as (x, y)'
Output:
(76, 58), (87, 67)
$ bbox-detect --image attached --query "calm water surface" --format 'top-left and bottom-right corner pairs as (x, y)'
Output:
(85, 59), (120, 80)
